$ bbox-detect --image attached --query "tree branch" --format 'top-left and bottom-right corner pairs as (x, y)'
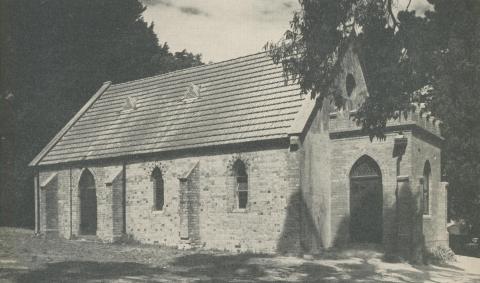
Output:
(406, 0), (412, 11)
(387, 0), (399, 28)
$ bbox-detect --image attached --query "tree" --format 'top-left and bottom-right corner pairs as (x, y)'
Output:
(268, 0), (480, 234)
(265, 0), (416, 139)
(0, 0), (203, 226)
(423, 0), (480, 233)
(393, 0), (480, 234)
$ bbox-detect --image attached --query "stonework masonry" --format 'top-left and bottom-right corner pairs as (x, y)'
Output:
(411, 131), (448, 250)
(34, 46), (448, 258)
(39, 146), (304, 254)
(37, 121), (448, 256)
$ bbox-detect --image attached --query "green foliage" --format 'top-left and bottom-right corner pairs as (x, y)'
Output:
(264, 0), (355, 99)
(269, 0), (480, 231)
(265, 0), (418, 139)
(424, 0), (480, 232)
(396, 0), (480, 234)
(0, 0), (202, 226)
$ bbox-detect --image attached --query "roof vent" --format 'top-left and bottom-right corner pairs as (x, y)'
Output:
(122, 96), (137, 111)
(182, 83), (201, 103)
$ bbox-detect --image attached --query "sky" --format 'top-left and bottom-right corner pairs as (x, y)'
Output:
(141, 0), (433, 63)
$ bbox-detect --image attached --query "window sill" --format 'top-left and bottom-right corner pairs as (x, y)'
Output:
(423, 214), (432, 220)
(231, 208), (249, 213)
(152, 209), (166, 215)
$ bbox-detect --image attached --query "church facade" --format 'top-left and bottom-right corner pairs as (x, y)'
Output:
(30, 45), (448, 256)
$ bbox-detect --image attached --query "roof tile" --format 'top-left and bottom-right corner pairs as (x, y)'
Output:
(38, 52), (305, 165)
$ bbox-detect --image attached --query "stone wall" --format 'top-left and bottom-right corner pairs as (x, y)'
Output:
(40, 173), (58, 235)
(39, 169), (70, 238)
(39, 165), (124, 242)
(298, 44), (370, 251)
(39, 144), (302, 253)
(329, 132), (413, 253)
(410, 131), (448, 249)
(123, 147), (300, 253)
(300, 101), (332, 251)
(35, 45), (447, 256)
(179, 162), (201, 247)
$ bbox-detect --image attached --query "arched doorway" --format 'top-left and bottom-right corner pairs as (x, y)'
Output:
(45, 187), (58, 234)
(350, 156), (383, 243)
(79, 169), (97, 235)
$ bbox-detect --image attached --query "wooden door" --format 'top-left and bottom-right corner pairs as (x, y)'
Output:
(350, 156), (383, 243)
(350, 178), (383, 243)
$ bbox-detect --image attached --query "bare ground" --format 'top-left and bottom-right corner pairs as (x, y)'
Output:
(0, 228), (479, 282)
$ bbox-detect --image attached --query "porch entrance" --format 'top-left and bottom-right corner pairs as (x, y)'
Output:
(350, 156), (383, 243)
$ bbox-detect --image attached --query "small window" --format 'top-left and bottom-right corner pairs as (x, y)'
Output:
(233, 160), (248, 209)
(346, 73), (356, 97)
(151, 167), (164, 210)
(182, 83), (201, 102)
(423, 161), (431, 215)
(122, 96), (137, 111)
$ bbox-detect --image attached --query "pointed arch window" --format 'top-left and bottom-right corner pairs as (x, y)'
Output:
(151, 167), (164, 210)
(233, 160), (248, 209)
(423, 161), (431, 215)
(79, 169), (97, 235)
(346, 73), (356, 97)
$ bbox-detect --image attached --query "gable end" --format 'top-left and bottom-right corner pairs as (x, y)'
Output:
(29, 81), (112, 167)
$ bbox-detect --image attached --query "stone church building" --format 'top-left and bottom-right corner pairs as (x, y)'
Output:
(30, 44), (448, 256)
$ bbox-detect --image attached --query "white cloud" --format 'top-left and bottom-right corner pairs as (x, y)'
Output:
(142, 0), (432, 63)
(142, 0), (299, 62)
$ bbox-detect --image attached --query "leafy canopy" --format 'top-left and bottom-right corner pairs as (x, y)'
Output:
(0, 0), (203, 226)
(268, 0), (480, 231)
(265, 0), (425, 138)
(425, 0), (480, 230)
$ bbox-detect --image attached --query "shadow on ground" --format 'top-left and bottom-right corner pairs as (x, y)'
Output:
(2, 251), (480, 282)
(2, 261), (165, 282)
(171, 253), (276, 281)
(0, 253), (356, 282)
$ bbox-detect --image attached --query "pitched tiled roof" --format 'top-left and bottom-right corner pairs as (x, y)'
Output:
(32, 52), (310, 166)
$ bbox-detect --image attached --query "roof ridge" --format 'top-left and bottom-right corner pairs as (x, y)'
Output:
(111, 50), (271, 87)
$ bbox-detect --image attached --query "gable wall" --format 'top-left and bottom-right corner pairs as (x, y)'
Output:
(329, 132), (413, 252)
(299, 44), (371, 250)
(334, 45), (369, 112)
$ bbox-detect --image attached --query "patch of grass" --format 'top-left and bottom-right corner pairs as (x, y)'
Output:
(114, 233), (142, 245)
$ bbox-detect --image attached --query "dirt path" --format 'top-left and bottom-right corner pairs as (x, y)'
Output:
(1, 228), (479, 282)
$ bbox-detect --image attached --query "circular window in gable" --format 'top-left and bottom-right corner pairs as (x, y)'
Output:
(346, 73), (356, 97)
